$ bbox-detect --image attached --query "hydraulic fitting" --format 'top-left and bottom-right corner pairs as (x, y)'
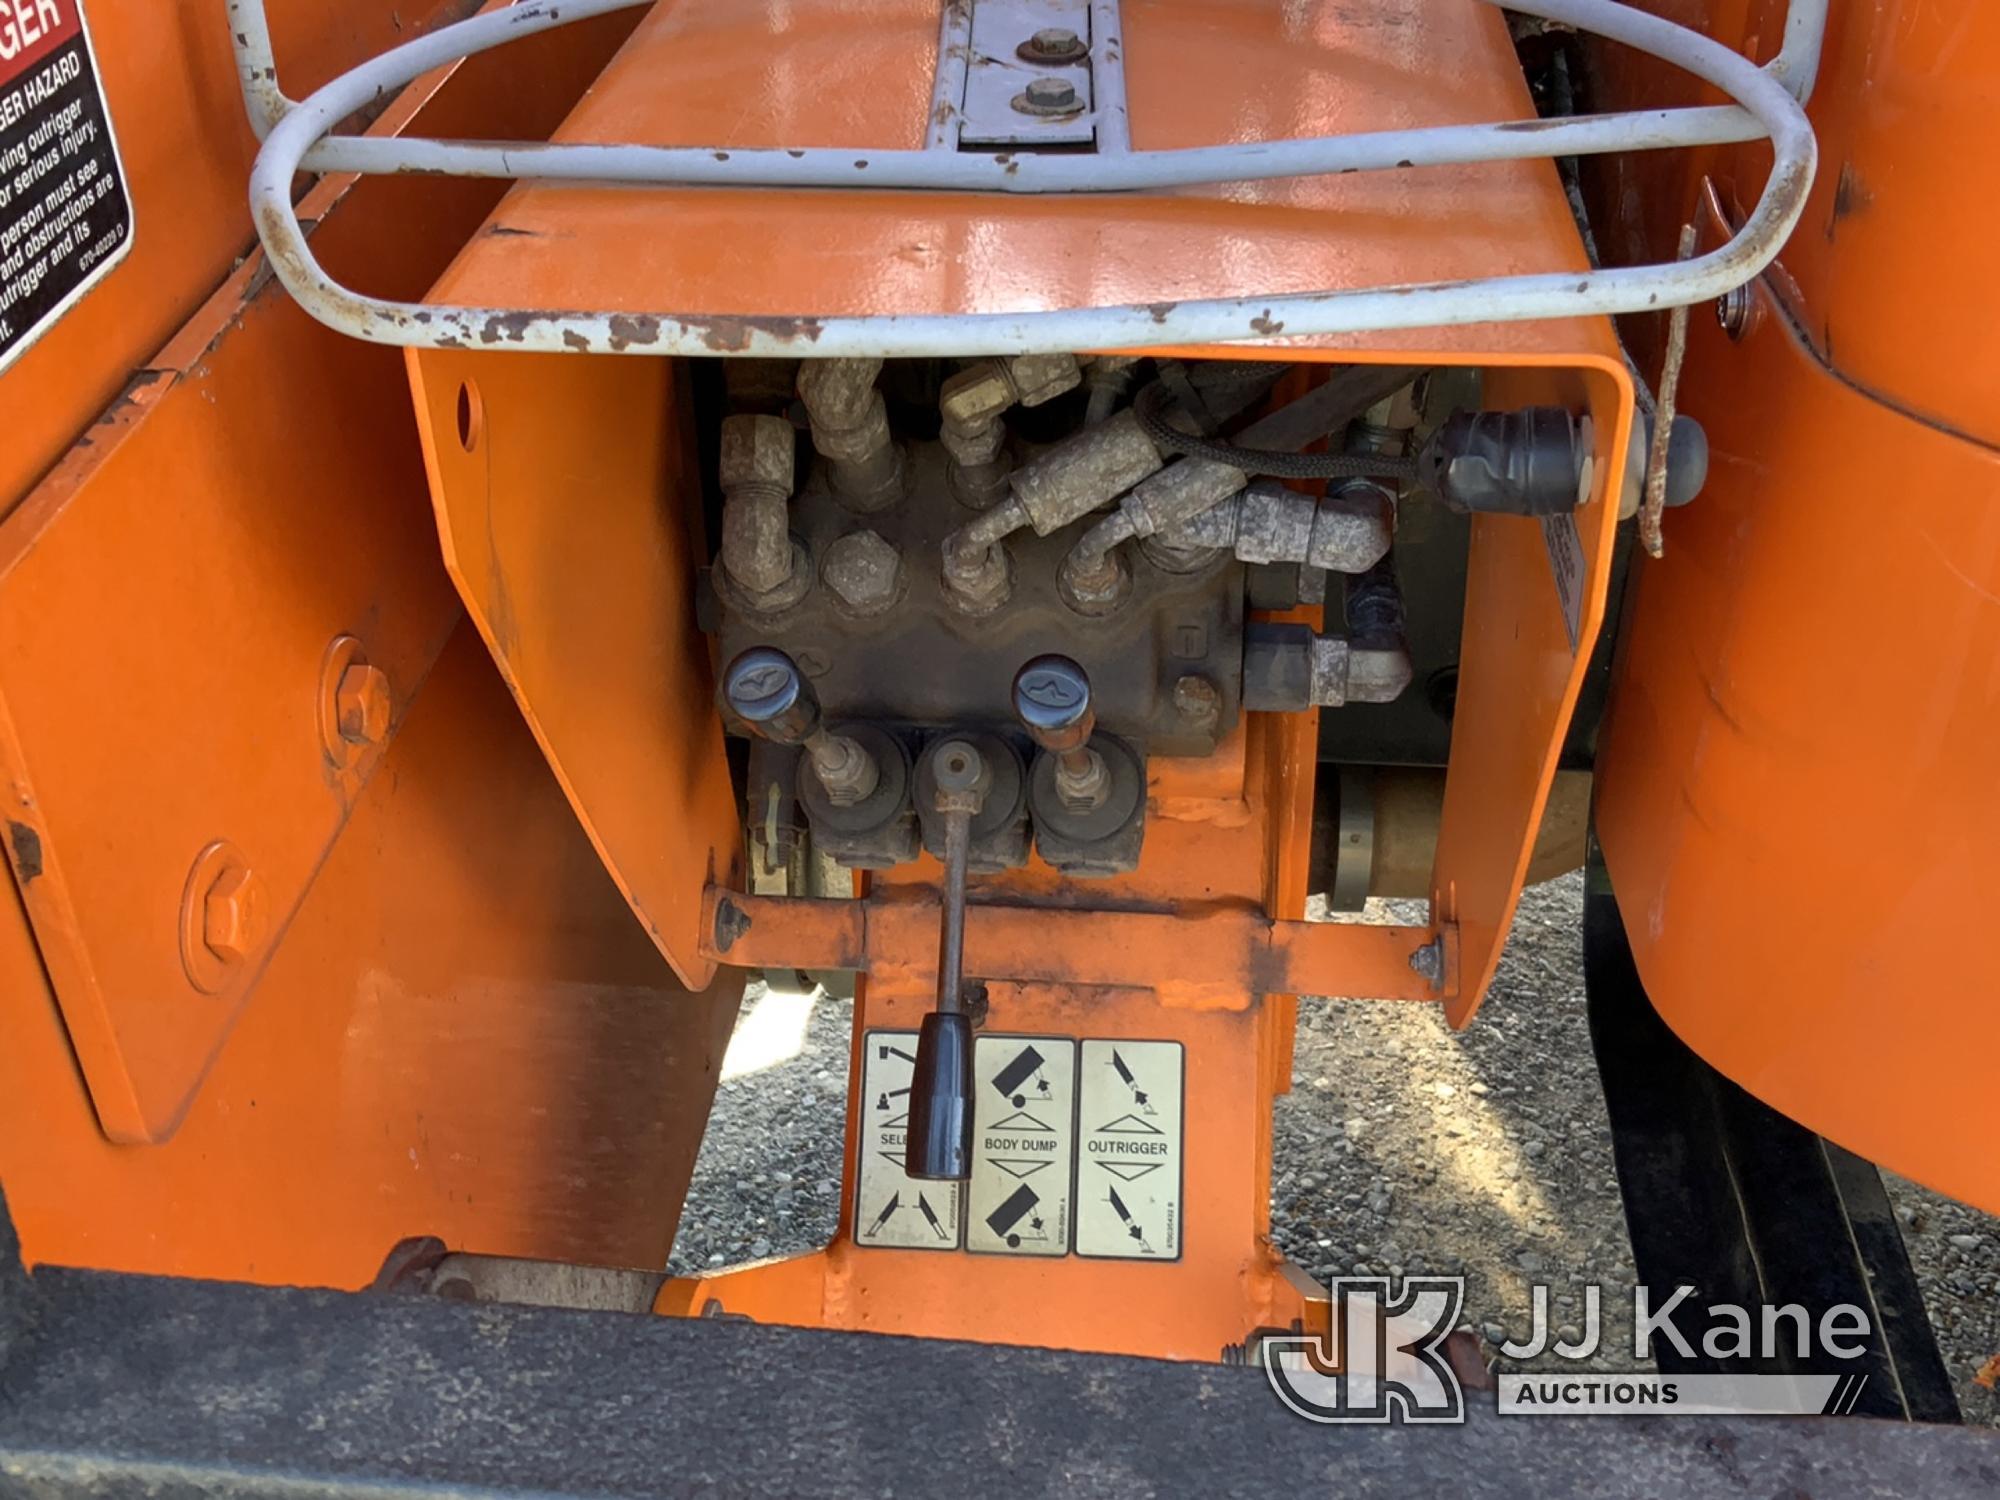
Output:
(798, 358), (904, 513)
(939, 354), (1083, 510)
(1012, 654), (1108, 811)
(721, 646), (877, 806)
(718, 414), (808, 612)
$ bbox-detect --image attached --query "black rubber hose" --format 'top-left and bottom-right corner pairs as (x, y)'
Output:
(1132, 376), (1420, 482)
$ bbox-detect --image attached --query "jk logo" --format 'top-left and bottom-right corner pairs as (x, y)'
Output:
(1263, 1276), (1467, 1424)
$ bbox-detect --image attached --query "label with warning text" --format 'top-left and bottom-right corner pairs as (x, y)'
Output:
(1075, 1040), (1184, 1261)
(854, 1030), (963, 1251)
(0, 0), (132, 374)
(967, 1036), (1077, 1256)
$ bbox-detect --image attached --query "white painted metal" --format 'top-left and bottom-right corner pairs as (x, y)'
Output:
(229, 0), (1822, 359)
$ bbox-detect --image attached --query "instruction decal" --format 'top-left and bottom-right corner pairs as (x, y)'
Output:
(968, 1036), (1076, 1256)
(855, 1031), (962, 1250)
(0, 0), (132, 375)
(1075, 1040), (1184, 1260)
(1540, 511), (1585, 653)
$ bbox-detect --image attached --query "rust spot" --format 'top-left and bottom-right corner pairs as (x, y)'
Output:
(562, 330), (592, 352)
(854, 159), (869, 170)
(7, 821), (41, 883)
(1575, 280), (1589, 293)
(691, 315), (826, 352)
(712, 895), (752, 955)
(1250, 311), (1285, 336)
(1827, 161), (1871, 241)
(787, 149), (805, 159)
(713, 150), (731, 161)
(1395, 159), (1414, 169)
(1146, 301), (1177, 323)
(478, 311), (538, 345)
(607, 313), (663, 351)
(1494, 117), (1567, 133)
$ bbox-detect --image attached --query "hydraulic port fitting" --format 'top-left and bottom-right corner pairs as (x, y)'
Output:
(721, 646), (879, 807)
(1012, 654), (1108, 811)
(797, 358), (905, 513)
(905, 738), (990, 1182)
(718, 415), (808, 612)
(939, 354), (1083, 510)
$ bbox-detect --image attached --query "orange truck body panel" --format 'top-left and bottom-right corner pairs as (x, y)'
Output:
(1590, 0), (2000, 1212)
(402, 0), (1625, 1352)
(0, 0), (1990, 1374)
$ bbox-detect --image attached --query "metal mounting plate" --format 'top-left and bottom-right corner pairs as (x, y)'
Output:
(953, 0), (1098, 148)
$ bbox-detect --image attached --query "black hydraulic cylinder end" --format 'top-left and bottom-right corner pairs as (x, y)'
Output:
(1420, 407), (1583, 517)
(904, 1012), (975, 1181)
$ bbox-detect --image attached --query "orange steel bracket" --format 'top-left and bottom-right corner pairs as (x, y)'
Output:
(657, 718), (1359, 1360)
(407, 348), (741, 988)
(0, 15), (638, 1145)
(697, 888), (1456, 1008)
(1435, 362), (1630, 1027)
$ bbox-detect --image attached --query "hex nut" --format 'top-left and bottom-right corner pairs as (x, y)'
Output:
(822, 530), (904, 615)
(1058, 548), (1130, 617)
(719, 414), (795, 493)
(1025, 77), (1077, 109)
(941, 538), (1013, 615)
(202, 864), (269, 964)
(335, 663), (391, 747)
(1013, 76), (1083, 116)
(1018, 27), (1087, 63)
(1173, 674), (1222, 734)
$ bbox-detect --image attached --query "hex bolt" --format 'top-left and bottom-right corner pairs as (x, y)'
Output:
(1173, 674), (1221, 735)
(202, 864), (269, 964)
(1013, 75), (1083, 116)
(1012, 654), (1109, 810)
(1026, 77), (1076, 109)
(722, 647), (879, 807)
(335, 663), (391, 747)
(821, 529), (903, 615)
(1018, 26), (1087, 63)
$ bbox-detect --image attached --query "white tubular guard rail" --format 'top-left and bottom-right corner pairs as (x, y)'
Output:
(232, 0), (1823, 359)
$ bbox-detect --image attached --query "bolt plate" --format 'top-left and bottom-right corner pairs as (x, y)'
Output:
(949, 0), (1099, 149)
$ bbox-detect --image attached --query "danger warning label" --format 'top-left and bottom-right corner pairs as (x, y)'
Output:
(0, 0), (131, 374)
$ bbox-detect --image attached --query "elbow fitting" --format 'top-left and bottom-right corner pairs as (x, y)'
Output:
(939, 355), (1085, 510)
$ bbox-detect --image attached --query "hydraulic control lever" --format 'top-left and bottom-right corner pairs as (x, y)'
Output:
(1012, 654), (1107, 811)
(905, 738), (989, 1181)
(721, 647), (880, 806)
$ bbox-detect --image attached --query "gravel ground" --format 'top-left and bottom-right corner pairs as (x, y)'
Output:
(669, 873), (1998, 1424)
